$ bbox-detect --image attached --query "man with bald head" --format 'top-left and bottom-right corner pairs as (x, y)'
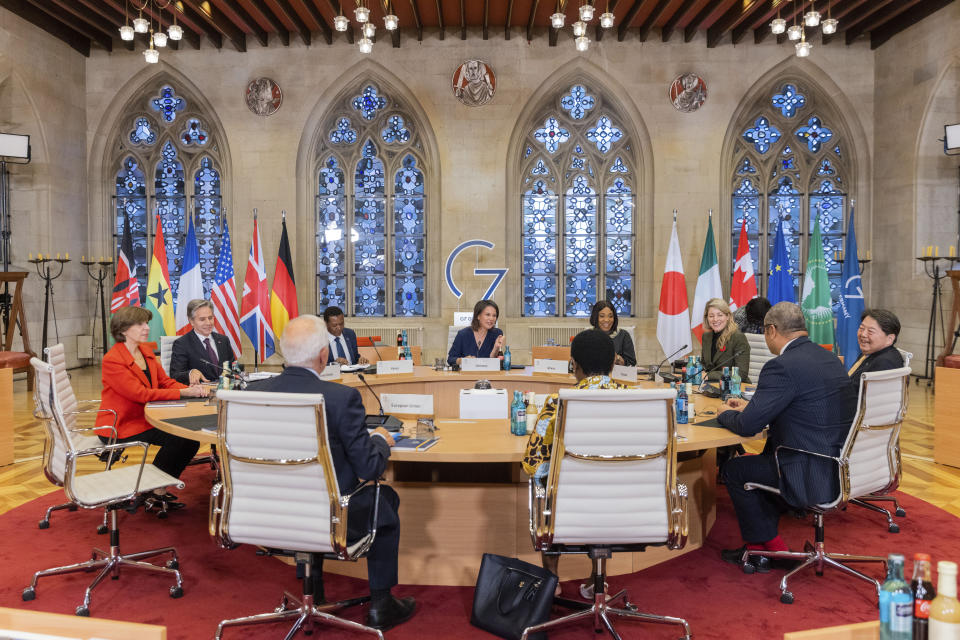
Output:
(716, 302), (857, 571)
(245, 315), (415, 631)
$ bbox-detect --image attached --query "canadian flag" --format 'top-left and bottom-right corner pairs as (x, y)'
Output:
(656, 219), (691, 360)
(729, 220), (758, 312)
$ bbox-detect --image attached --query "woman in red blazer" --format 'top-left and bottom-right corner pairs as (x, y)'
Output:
(96, 307), (208, 507)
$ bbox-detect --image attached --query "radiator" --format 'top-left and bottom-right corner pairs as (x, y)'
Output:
(528, 326), (576, 346)
(353, 326), (423, 347)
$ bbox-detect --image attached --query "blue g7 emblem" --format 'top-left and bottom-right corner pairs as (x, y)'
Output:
(445, 240), (508, 301)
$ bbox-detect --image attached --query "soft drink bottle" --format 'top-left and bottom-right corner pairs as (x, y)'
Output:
(912, 553), (936, 640)
(929, 561), (960, 639)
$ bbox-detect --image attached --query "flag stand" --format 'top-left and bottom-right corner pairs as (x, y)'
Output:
(81, 258), (112, 357)
(915, 256), (949, 386)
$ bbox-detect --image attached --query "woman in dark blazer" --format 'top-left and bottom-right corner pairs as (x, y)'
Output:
(589, 300), (636, 366)
(95, 307), (208, 508)
(447, 300), (505, 367)
(700, 298), (751, 383)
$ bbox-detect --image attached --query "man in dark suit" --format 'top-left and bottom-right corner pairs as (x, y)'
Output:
(169, 299), (235, 385)
(847, 308), (905, 384)
(322, 306), (368, 366)
(245, 314), (415, 631)
(716, 302), (857, 570)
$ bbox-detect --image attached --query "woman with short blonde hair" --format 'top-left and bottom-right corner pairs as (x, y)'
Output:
(700, 298), (752, 383)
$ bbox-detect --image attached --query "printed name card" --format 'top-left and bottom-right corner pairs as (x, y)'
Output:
(460, 357), (501, 372)
(453, 311), (473, 327)
(380, 393), (434, 415)
(611, 364), (638, 383)
(533, 359), (569, 375)
(377, 359), (415, 375)
(460, 388), (508, 420)
(319, 363), (341, 381)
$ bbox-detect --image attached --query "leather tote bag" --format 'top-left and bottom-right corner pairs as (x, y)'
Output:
(470, 553), (558, 640)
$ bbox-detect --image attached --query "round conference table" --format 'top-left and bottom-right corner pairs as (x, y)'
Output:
(145, 367), (759, 586)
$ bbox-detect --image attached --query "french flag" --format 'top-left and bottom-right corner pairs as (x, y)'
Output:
(174, 213), (203, 335)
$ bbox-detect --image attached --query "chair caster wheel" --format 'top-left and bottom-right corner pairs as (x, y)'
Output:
(76, 606), (90, 617)
(780, 591), (794, 604)
(166, 559), (179, 570)
(22, 587), (35, 601)
(97, 525), (108, 535)
(815, 570), (824, 577)
(156, 511), (168, 520)
(742, 562), (757, 575)
(68, 504), (78, 512)
(895, 508), (906, 517)
(889, 523), (900, 533)
(37, 520), (49, 529)
(170, 586), (183, 599)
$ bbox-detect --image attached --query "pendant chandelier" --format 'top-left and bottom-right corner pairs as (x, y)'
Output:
(120, 0), (183, 64)
(769, 0), (839, 58)
(551, 1), (613, 53)
(336, 1), (398, 54)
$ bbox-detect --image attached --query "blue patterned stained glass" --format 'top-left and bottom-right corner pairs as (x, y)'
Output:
(834, 144), (842, 158)
(353, 141), (386, 295)
(355, 275), (386, 316)
(150, 85), (185, 122)
(607, 176), (631, 195)
(329, 117), (357, 145)
(115, 157), (148, 302)
(605, 236), (632, 273)
(736, 157), (757, 174)
(381, 115), (411, 144)
(771, 84), (806, 118)
(769, 178), (801, 293)
(524, 275), (557, 316)
(570, 156), (585, 169)
(794, 116), (833, 153)
(531, 159), (550, 175)
(742, 116), (781, 154)
(522, 173), (558, 317)
(605, 276), (631, 316)
(604, 193), (633, 234)
(523, 235), (556, 274)
(586, 116), (623, 153)
(564, 274), (596, 317)
(154, 142), (186, 301)
(317, 156), (346, 305)
(610, 156), (628, 173)
(534, 116), (569, 154)
(392, 155), (425, 317)
(817, 158), (836, 175)
(129, 117), (156, 145)
(523, 145), (533, 159)
(560, 85), (596, 120)
(193, 157), (221, 297)
(395, 275), (424, 316)
(181, 118), (208, 146)
(352, 85), (387, 120)
(318, 278), (345, 309)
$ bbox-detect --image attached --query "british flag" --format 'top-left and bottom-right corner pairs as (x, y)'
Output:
(239, 214), (275, 361)
(211, 218), (242, 356)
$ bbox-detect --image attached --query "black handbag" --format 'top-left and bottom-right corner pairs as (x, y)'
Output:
(470, 553), (558, 640)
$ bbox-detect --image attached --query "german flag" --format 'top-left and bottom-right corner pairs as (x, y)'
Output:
(270, 215), (299, 339)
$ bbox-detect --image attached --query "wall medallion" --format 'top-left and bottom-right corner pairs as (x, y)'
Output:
(452, 60), (496, 107)
(669, 73), (707, 113)
(245, 77), (283, 116)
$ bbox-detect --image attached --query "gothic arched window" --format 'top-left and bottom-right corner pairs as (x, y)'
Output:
(316, 83), (426, 317)
(730, 82), (850, 309)
(111, 84), (224, 303)
(520, 84), (636, 317)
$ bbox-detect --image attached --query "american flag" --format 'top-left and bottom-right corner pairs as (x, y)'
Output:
(239, 215), (275, 361)
(212, 218), (242, 356)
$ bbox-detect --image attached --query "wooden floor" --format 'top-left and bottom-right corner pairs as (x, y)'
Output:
(2, 367), (959, 519)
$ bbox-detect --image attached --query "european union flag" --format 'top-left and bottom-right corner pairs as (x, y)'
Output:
(768, 218), (795, 304)
(837, 205), (864, 367)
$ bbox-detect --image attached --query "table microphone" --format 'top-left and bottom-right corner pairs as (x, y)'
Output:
(655, 344), (689, 383)
(356, 373), (403, 432)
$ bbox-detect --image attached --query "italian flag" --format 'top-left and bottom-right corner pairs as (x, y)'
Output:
(656, 218), (691, 360)
(690, 215), (723, 342)
(144, 214), (176, 342)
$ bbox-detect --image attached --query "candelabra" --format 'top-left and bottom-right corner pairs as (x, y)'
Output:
(915, 255), (950, 385)
(835, 251), (871, 275)
(81, 257), (114, 357)
(28, 254), (69, 352)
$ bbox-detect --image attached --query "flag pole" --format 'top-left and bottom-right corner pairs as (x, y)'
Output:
(673, 208), (677, 223)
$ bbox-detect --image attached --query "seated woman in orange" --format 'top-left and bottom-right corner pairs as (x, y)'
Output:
(95, 306), (208, 510)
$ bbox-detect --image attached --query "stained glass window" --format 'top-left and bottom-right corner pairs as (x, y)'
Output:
(522, 83), (635, 316)
(730, 82), (849, 310)
(112, 84), (225, 308)
(316, 83), (426, 316)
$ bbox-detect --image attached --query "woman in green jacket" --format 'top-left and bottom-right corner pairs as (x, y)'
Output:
(701, 298), (751, 383)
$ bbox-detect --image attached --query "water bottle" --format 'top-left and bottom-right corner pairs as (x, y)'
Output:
(401, 329), (408, 347)
(721, 366), (731, 402)
(515, 392), (526, 435)
(503, 346), (512, 371)
(694, 356), (704, 385)
(218, 361), (231, 391)
(881, 553), (913, 640)
(404, 345), (412, 361)
(730, 366), (742, 398)
(676, 383), (688, 424)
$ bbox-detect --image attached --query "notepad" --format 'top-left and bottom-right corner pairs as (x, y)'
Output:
(392, 436), (440, 451)
(146, 400), (186, 408)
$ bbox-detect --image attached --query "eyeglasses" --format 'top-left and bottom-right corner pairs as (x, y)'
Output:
(764, 324), (775, 333)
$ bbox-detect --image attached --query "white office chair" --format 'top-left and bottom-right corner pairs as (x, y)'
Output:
(37, 343), (118, 533)
(898, 348), (913, 367)
(210, 390), (384, 640)
(524, 388), (691, 640)
(159, 335), (177, 374)
(23, 358), (184, 616)
(745, 333), (774, 383)
(737, 367), (911, 604)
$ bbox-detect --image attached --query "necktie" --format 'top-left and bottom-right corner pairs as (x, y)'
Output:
(339, 336), (351, 364)
(204, 337), (218, 367)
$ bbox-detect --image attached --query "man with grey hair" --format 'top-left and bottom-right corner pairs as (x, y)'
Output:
(716, 302), (857, 571)
(245, 315), (416, 631)
(169, 299), (236, 385)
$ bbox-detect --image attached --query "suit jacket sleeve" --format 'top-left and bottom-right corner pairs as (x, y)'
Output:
(448, 329), (468, 366)
(338, 387), (390, 483)
(717, 356), (794, 437)
(168, 337), (192, 384)
(346, 328), (362, 363)
(102, 355), (183, 405)
(617, 331), (637, 367)
(216, 333), (236, 365)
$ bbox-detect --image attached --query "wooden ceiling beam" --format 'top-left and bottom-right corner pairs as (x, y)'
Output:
(526, 0), (540, 41)
(683, 1), (716, 43)
(48, 0), (118, 41)
(271, 0), (312, 46)
(95, 0), (201, 48)
(754, 0), (806, 43)
(216, 0), (268, 47)
(841, 0), (899, 44)
(870, 0), (956, 49)
(661, 0), (697, 42)
(408, 0), (422, 42)
(301, 0), (334, 44)
(483, 0), (489, 39)
(181, 0), (244, 51)
(75, 0), (133, 50)
(460, 0), (466, 40)
(820, 0), (870, 44)
(435, 0), (445, 39)
(636, 0), (673, 42)
(616, 0), (643, 41)
(249, 2), (290, 46)
(505, 0), (514, 39)
(24, 0), (112, 50)
(732, 0), (776, 44)
(707, 0), (767, 48)
(177, 2), (223, 48)
(325, 0), (353, 42)
(595, 0), (618, 41)
(0, 0), (90, 55)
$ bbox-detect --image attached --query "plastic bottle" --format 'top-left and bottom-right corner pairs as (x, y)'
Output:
(515, 391), (526, 435)
(401, 329), (408, 347)
(880, 553), (913, 640)
(694, 356), (703, 385)
(397, 331), (403, 347)
(720, 366), (731, 402)
(686, 383), (695, 419)
(913, 553), (936, 640)
(930, 560), (960, 639)
(525, 393), (538, 435)
(730, 366), (742, 398)
(404, 345), (412, 361)
(676, 384), (688, 424)
(503, 346), (512, 371)
(218, 361), (231, 391)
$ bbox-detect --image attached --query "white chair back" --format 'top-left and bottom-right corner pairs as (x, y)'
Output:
(215, 390), (341, 555)
(745, 333), (774, 382)
(44, 344), (79, 430)
(160, 336), (178, 374)
(379, 393), (434, 417)
(549, 388), (677, 545)
(446, 326), (459, 355)
(897, 348), (913, 368)
(843, 367), (910, 499)
(33, 357), (73, 487)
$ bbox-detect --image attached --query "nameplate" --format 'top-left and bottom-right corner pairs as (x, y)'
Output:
(381, 393), (434, 415)
(453, 312), (473, 327)
(459, 388), (508, 420)
(461, 358), (500, 372)
(318, 363), (341, 381)
(611, 364), (637, 383)
(376, 360), (415, 375)
(533, 359), (568, 375)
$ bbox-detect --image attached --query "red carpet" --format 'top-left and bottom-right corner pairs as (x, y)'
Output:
(2, 465), (958, 639)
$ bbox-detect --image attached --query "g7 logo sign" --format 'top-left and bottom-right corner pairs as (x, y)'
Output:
(445, 240), (508, 301)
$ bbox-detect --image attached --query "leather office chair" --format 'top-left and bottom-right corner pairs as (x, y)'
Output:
(737, 366), (911, 604)
(524, 388), (691, 640)
(22, 358), (185, 616)
(745, 332), (775, 383)
(37, 343), (119, 534)
(209, 390), (385, 640)
(159, 335), (177, 374)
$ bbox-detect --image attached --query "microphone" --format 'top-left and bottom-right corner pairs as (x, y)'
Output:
(195, 355), (247, 389)
(655, 344), (688, 383)
(356, 373), (403, 432)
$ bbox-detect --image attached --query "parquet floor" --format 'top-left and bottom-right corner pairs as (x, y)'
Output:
(2, 368), (958, 518)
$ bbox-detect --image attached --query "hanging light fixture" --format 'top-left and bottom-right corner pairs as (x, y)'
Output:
(599, 0), (613, 28)
(572, 20), (587, 36)
(575, 35), (589, 51)
(804, 1), (821, 27)
(355, 1), (370, 23)
(362, 22), (376, 38)
(358, 37), (373, 53)
(579, 2), (594, 22)
(166, 1), (182, 40)
(383, 0), (398, 30)
(153, 29), (167, 47)
(795, 29), (811, 56)
(119, 0), (135, 40)
(821, 1), (838, 34)
(133, 0), (149, 34)
(550, 0), (566, 29)
(144, 13), (159, 64)
(334, 14), (349, 31)
(770, 4), (786, 35)
(787, 24), (802, 40)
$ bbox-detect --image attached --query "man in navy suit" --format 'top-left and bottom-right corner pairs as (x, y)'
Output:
(847, 308), (904, 385)
(169, 299), (236, 384)
(716, 302), (857, 570)
(245, 314), (415, 631)
(323, 306), (368, 366)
